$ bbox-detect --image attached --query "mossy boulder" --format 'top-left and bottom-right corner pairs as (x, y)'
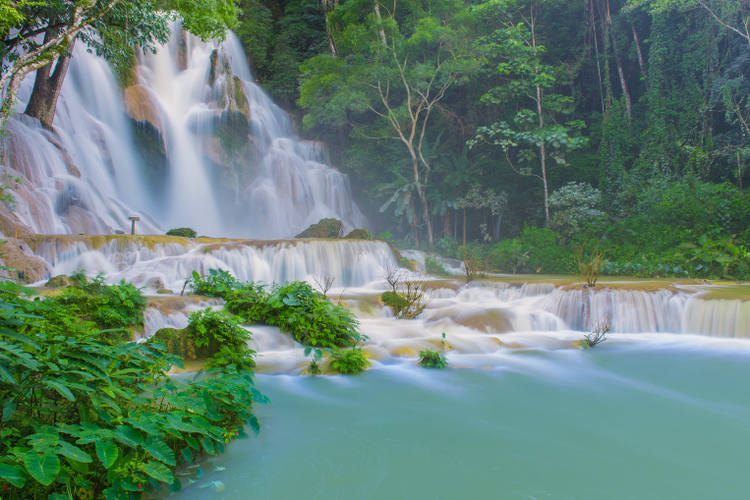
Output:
(295, 218), (343, 239)
(46, 275), (72, 288)
(344, 228), (373, 240)
(148, 326), (219, 361)
(166, 227), (197, 238)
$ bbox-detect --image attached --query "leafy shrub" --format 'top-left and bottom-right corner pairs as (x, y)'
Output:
(329, 348), (369, 374)
(166, 227), (197, 238)
(457, 244), (486, 281)
(381, 266), (428, 319)
(548, 182), (604, 240)
(12, 273), (146, 343)
(425, 255), (448, 275)
(190, 269), (240, 297)
(488, 239), (530, 273)
(418, 349), (447, 368)
(263, 281), (360, 348)
(575, 249), (605, 287)
(435, 237), (459, 258)
(0, 281), (265, 498)
(189, 309), (256, 370)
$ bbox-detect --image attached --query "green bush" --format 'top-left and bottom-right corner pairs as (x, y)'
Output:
(166, 228), (197, 238)
(263, 281), (360, 348)
(0, 281), (265, 498)
(329, 348), (370, 374)
(425, 255), (448, 275)
(190, 269), (240, 297)
(187, 308), (255, 370)
(418, 349), (447, 369)
(11, 273), (146, 343)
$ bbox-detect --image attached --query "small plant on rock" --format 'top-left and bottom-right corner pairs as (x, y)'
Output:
(576, 249), (605, 287)
(578, 323), (609, 349)
(418, 333), (448, 368)
(329, 347), (369, 374)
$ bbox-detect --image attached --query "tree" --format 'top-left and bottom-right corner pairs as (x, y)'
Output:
(1, 0), (239, 130)
(299, 0), (476, 246)
(471, 0), (587, 223)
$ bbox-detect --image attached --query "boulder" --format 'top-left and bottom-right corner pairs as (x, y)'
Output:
(295, 218), (344, 239)
(46, 275), (72, 288)
(344, 228), (373, 240)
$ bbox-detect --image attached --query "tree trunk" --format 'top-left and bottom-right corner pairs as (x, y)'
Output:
(25, 38), (76, 130)
(325, 15), (338, 57)
(632, 24), (645, 74)
(606, 0), (631, 120)
(443, 212), (451, 238)
(373, 2), (388, 46)
(462, 208), (467, 245)
(530, 8), (550, 223)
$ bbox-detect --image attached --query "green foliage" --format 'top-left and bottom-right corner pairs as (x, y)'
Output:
(425, 256), (448, 276)
(548, 182), (604, 240)
(166, 227), (197, 238)
(329, 348), (369, 375)
(418, 350), (447, 369)
(190, 269), (240, 297)
(344, 228), (374, 240)
(576, 249), (605, 287)
(262, 281), (360, 348)
(186, 308), (255, 370)
(192, 270), (361, 348)
(457, 244), (487, 282)
(0, 280), (264, 498)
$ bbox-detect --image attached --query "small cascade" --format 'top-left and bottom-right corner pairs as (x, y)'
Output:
(2, 26), (365, 238)
(29, 236), (397, 290)
(682, 296), (750, 338)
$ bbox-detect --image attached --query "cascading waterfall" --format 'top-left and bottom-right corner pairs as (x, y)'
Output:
(30, 236), (397, 290)
(1, 26), (365, 238)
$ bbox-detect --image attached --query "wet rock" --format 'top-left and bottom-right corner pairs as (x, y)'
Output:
(0, 238), (50, 283)
(156, 288), (174, 295)
(295, 218), (343, 239)
(344, 228), (373, 240)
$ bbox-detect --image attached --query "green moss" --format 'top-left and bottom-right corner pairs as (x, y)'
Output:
(295, 218), (343, 238)
(166, 227), (197, 238)
(344, 228), (373, 240)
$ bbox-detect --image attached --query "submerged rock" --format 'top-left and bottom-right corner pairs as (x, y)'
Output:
(295, 218), (343, 239)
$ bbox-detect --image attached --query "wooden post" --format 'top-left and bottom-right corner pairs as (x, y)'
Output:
(128, 216), (140, 235)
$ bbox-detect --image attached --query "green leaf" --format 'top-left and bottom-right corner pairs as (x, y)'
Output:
(200, 437), (216, 455)
(23, 450), (60, 485)
(57, 441), (93, 463)
(2, 398), (16, 421)
(112, 425), (143, 448)
(143, 436), (176, 466)
(142, 460), (174, 484)
(180, 446), (193, 464)
(0, 463), (27, 488)
(0, 364), (15, 384)
(44, 380), (76, 401)
(95, 440), (119, 469)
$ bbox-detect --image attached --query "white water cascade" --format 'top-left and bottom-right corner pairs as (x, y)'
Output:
(1, 27), (365, 238)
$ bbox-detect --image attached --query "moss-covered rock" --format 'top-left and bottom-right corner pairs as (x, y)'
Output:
(344, 228), (373, 240)
(150, 327), (195, 360)
(156, 288), (174, 295)
(295, 218), (343, 239)
(46, 275), (72, 288)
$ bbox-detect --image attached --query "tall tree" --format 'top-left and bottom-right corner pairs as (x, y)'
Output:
(472, 0), (587, 223)
(299, 0), (476, 245)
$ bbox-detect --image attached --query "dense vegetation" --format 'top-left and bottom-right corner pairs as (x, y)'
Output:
(237, 0), (749, 279)
(0, 277), (264, 498)
(191, 269), (361, 348)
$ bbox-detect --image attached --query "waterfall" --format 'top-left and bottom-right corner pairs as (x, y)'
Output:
(29, 236), (397, 290)
(1, 27), (365, 238)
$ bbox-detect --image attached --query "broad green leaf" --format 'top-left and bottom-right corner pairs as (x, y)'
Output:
(142, 460), (174, 484)
(95, 440), (119, 469)
(2, 398), (16, 421)
(0, 364), (15, 384)
(0, 463), (27, 488)
(23, 450), (60, 485)
(57, 441), (93, 463)
(180, 447), (193, 464)
(44, 380), (76, 401)
(200, 437), (216, 455)
(143, 436), (176, 466)
(112, 425), (143, 448)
